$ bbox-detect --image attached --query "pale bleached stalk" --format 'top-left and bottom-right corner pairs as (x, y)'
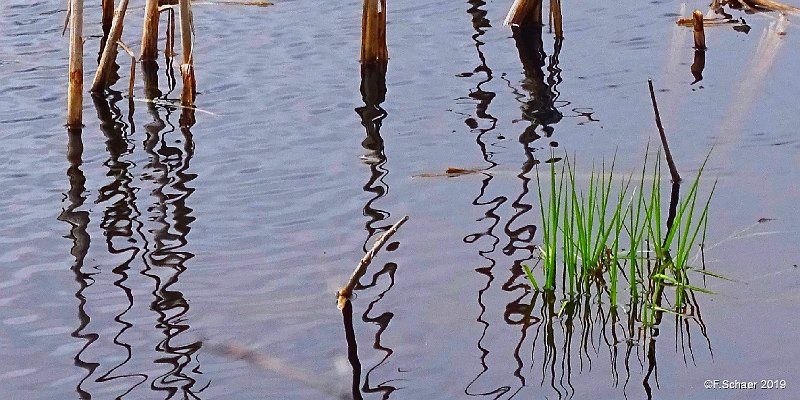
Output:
(179, 0), (196, 105)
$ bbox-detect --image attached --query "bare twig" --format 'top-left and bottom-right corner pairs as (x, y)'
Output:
(118, 41), (137, 98)
(337, 215), (409, 310)
(647, 79), (681, 183)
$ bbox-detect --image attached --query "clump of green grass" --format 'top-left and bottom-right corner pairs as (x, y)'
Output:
(526, 148), (717, 321)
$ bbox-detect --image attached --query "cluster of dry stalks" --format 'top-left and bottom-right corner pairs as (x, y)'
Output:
(65, 0), (197, 126)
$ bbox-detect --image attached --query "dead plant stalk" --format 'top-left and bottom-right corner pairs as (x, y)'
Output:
(179, 0), (196, 106)
(92, 0), (130, 92)
(141, 0), (160, 61)
(67, 0), (84, 126)
(337, 215), (409, 310)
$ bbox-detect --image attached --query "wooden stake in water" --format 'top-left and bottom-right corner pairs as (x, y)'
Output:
(504, 0), (543, 27)
(360, 0), (388, 63)
(92, 0), (130, 92)
(140, 0), (160, 61)
(67, 0), (84, 127)
(179, 0), (196, 106)
(692, 10), (706, 50)
(102, 0), (114, 33)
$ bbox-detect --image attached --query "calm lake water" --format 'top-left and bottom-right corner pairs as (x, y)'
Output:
(1, 0), (798, 399)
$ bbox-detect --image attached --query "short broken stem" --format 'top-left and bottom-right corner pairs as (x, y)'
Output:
(337, 215), (409, 309)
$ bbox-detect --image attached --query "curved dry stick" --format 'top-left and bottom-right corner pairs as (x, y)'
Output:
(337, 215), (409, 310)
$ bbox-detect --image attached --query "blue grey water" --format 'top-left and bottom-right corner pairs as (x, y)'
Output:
(0, 0), (798, 399)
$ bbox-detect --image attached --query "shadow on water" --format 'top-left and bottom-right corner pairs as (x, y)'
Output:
(59, 61), (205, 397)
(342, 60), (399, 400)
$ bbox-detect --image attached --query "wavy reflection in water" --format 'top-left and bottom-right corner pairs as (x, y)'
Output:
(342, 60), (399, 400)
(58, 127), (97, 400)
(460, 1), (511, 397)
(92, 91), (149, 395)
(140, 63), (205, 398)
(510, 23), (564, 172)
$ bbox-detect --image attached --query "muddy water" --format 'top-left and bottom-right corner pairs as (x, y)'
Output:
(1, 0), (798, 399)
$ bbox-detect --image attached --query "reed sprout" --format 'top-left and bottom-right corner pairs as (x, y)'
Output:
(526, 149), (717, 321)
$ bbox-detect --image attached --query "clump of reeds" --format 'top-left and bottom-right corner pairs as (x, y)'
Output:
(526, 148), (718, 321)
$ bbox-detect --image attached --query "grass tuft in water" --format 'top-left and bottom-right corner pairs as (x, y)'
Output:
(526, 149), (717, 319)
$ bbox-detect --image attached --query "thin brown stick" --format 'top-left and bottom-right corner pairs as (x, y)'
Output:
(337, 215), (409, 310)
(692, 10), (706, 50)
(647, 79), (681, 183)
(92, 0), (129, 92)
(118, 41), (136, 98)
(66, 0), (83, 127)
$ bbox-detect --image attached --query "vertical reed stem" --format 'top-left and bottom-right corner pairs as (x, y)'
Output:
(140, 0), (160, 61)
(360, 0), (388, 63)
(692, 10), (706, 50)
(102, 0), (114, 33)
(92, 0), (129, 92)
(67, 0), (84, 127)
(550, 0), (563, 38)
(179, 0), (196, 106)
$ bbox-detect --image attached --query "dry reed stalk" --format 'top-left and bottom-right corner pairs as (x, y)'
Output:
(337, 215), (408, 310)
(692, 10), (706, 50)
(102, 0), (114, 33)
(141, 0), (160, 61)
(360, 0), (388, 63)
(165, 8), (176, 58)
(118, 41), (136, 98)
(92, 0), (130, 92)
(676, 16), (734, 27)
(67, 0), (84, 126)
(179, 0), (196, 106)
(647, 79), (681, 183)
(504, 0), (543, 27)
(550, 0), (563, 38)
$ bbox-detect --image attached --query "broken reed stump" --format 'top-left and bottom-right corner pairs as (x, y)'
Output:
(550, 0), (563, 38)
(360, 0), (388, 63)
(179, 0), (196, 106)
(692, 10), (706, 50)
(101, 0), (114, 33)
(504, 0), (543, 27)
(92, 0), (130, 93)
(140, 0), (160, 61)
(647, 79), (681, 183)
(337, 215), (408, 310)
(67, 0), (84, 127)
